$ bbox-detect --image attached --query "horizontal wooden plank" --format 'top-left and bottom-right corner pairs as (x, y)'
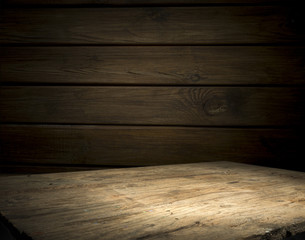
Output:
(1, 162), (305, 239)
(0, 87), (304, 126)
(1, 0), (289, 6)
(1, 46), (305, 85)
(0, 164), (112, 174)
(0, 125), (303, 168)
(0, 6), (304, 44)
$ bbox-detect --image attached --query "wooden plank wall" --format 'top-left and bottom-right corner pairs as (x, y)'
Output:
(0, 0), (304, 173)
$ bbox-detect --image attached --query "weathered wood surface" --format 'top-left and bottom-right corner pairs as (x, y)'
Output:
(0, 7), (304, 45)
(1, 161), (305, 240)
(0, 87), (304, 126)
(0, 125), (302, 166)
(0, 2), (304, 173)
(1, 46), (305, 85)
(1, 0), (290, 6)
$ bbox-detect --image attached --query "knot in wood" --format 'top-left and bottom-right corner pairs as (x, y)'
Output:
(203, 94), (228, 116)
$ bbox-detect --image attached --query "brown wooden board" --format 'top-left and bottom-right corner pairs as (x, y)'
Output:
(0, 6), (304, 45)
(0, 124), (302, 166)
(1, 161), (305, 240)
(1, 46), (305, 85)
(0, 164), (112, 174)
(1, 0), (290, 6)
(0, 87), (304, 126)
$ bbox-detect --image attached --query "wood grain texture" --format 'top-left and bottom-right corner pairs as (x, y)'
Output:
(0, 87), (304, 126)
(1, 46), (305, 85)
(1, 161), (305, 240)
(0, 6), (304, 45)
(0, 124), (303, 166)
(1, 0), (290, 6)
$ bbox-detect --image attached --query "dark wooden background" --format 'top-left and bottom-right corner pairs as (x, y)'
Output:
(0, 0), (304, 173)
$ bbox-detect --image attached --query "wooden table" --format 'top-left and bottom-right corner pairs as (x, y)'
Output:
(1, 161), (305, 240)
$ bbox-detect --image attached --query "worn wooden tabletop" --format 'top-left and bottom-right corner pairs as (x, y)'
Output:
(1, 161), (305, 240)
